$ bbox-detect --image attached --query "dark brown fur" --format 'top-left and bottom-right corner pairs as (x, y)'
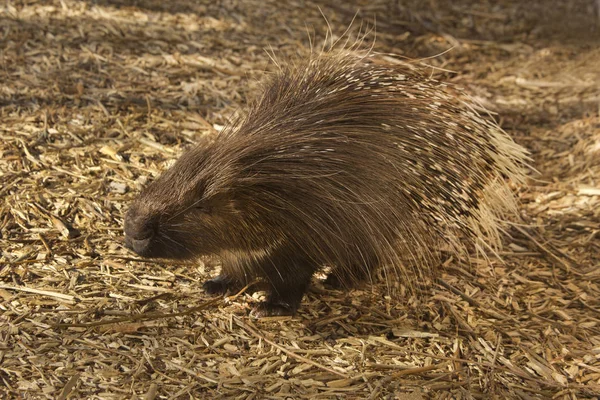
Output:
(124, 50), (527, 317)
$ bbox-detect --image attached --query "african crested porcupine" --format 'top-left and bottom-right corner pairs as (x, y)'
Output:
(124, 49), (528, 317)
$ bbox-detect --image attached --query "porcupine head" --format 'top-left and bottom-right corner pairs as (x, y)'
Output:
(124, 49), (528, 317)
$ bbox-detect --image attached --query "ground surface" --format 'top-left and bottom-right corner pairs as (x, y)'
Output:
(1, 0), (599, 399)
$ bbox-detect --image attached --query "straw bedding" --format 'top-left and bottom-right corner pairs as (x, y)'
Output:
(1, 0), (599, 398)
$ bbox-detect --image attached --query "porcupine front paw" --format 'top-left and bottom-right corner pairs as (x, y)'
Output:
(251, 301), (296, 318)
(250, 285), (305, 318)
(203, 275), (237, 295)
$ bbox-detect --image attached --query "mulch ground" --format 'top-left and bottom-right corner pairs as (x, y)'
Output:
(1, 0), (599, 398)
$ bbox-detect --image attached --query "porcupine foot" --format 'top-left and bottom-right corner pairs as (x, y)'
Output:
(323, 273), (347, 289)
(203, 274), (238, 295)
(250, 247), (317, 318)
(251, 301), (296, 318)
(250, 285), (308, 317)
(324, 264), (372, 289)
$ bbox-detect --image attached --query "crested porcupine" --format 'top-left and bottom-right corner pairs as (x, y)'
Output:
(124, 49), (528, 317)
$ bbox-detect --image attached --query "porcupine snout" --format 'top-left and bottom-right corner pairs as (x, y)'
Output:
(123, 206), (159, 257)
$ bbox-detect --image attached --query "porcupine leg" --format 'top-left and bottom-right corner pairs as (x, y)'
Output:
(203, 257), (243, 295)
(251, 246), (318, 318)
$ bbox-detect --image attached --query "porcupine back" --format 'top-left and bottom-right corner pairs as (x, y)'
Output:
(201, 49), (528, 288)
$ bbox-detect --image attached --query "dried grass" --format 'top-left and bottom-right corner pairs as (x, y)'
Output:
(1, 0), (599, 398)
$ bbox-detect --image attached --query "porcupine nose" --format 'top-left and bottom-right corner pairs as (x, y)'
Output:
(123, 208), (158, 256)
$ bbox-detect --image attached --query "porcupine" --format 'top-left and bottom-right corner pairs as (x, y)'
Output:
(123, 48), (528, 317)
